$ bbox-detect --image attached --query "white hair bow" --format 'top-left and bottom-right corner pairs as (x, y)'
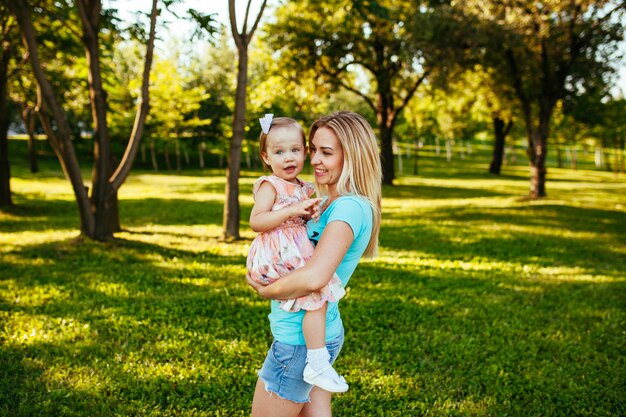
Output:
(259, 114), (273, 134)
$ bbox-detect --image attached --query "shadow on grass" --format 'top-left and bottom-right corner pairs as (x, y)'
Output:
(381, 203), (626, 274)
(412, 159), (525, 181)
(0, 199), (80, 231)
(1, 232), (625, 415)
(0, 236), (264, 416)
(336, 263), (626, 415)
(382, 184), (509, 200)
(120, 198), (226, 228)
(2, 165), (625, 415)
(1, 196), (231, 233)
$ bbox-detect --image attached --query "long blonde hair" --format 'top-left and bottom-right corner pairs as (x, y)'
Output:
(309, 111), (382, 258)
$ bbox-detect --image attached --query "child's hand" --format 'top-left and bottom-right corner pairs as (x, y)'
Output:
(308, 200), (322, 222)
(290, 198), (322, 219)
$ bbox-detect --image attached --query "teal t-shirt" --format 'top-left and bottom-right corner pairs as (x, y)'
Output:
(268, 195), (374, 345)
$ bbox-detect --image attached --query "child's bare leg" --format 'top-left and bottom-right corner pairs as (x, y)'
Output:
(302, 303), (348, 393)
(302, 303), (327, 349)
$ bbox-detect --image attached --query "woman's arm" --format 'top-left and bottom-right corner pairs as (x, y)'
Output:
(247, 220), (354, 300)
(249, 182), (321, 233)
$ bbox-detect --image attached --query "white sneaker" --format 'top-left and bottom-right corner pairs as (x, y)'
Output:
(303, 363), (349, 393)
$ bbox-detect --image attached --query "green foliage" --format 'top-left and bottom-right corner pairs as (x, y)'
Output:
(185, 9), (220, 43)
(264, 0), (437, 115)
(1, 144), (625, 416)
(185, 33), (235, 145)
(148, 54), (208, 141)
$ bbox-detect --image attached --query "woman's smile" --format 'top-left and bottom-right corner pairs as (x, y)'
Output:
(310, 127), (344, 191)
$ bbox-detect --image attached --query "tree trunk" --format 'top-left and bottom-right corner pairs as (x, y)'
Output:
(78, 0), (119, 240)
(224, 0), (267, 240)
(594, 145), (602, 168)
(223, 44), (247, 240)
(376, 89), (395, 185)
(198, 141), (205, 169)
(413, 140), (418, 175)
(489, 116), (511, 175)
(603, 146), (612, 172)
(618, 132), (624, 174)
(614, 139), (620, 176)
(0, 48), (11, 207)
(556, 145), (563, 168)
(528, 129), (548, 198)
(379, 122), (395, 185)
(183, 143), (190, 165)
(150, 140), (158, 171)
(164, 143), (172, 170)
(21, 106), (39, 173)
(27, 128), (39, 174)
(175, 136), (181, 172)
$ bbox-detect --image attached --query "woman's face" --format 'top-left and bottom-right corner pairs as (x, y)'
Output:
(310, 127), (344, 194)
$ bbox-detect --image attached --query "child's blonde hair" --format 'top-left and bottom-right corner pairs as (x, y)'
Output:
(309, 111), (382, 258)
(258, 117), (306, 170)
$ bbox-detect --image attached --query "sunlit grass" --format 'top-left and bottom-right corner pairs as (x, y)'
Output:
(1, 149), (625, 416)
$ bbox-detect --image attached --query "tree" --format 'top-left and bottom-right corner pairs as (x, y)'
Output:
(147, 55), (208, 171)
(8, 3), (91, 176)
(463, 0), (626, 197)
(4, 0), (159, 239)
(564, 86), (626, 173)
(456, 67), (516, 175)
(223, 0), (267, 241)
(266, 0), (445, 185)
(186, 33), (236, 169)
(0, 4), (19, 207)
(404, 89), (440, 174)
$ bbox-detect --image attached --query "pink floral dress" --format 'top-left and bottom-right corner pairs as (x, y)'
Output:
(246, 175), (346, 312)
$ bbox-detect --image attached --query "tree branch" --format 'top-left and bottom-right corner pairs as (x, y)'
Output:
(394, 70), (429, 119)
(229, 0), (242, 49)
(505, 46), (535, 154)
(322, 63), (376, 112)
(248, 0), (267, 41)
(242, 0), (252, 36)
(109, 0), (158, 191)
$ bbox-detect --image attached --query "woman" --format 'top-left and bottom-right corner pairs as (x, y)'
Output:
(246, 111), (383, 416)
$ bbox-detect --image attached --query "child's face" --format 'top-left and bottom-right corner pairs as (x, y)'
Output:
(261, 127), (306, 183)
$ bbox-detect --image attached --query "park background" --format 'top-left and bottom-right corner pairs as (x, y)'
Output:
(1, 1), (625, 416)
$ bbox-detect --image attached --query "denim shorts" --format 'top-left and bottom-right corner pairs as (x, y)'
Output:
(258, 328), (345, 403)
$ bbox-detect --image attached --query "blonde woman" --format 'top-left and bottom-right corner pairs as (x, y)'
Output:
(247, 111), (383, 416)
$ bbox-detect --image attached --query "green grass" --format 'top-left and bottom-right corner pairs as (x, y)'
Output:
(1, 143), (625, 416)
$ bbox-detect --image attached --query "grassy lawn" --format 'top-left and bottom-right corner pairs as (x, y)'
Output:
(1, 144), (625, 416)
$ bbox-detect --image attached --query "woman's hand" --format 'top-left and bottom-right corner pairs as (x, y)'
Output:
(246, 274), (271, 299)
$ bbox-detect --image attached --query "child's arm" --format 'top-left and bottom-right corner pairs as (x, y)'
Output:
(249, 181), (321, 233)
